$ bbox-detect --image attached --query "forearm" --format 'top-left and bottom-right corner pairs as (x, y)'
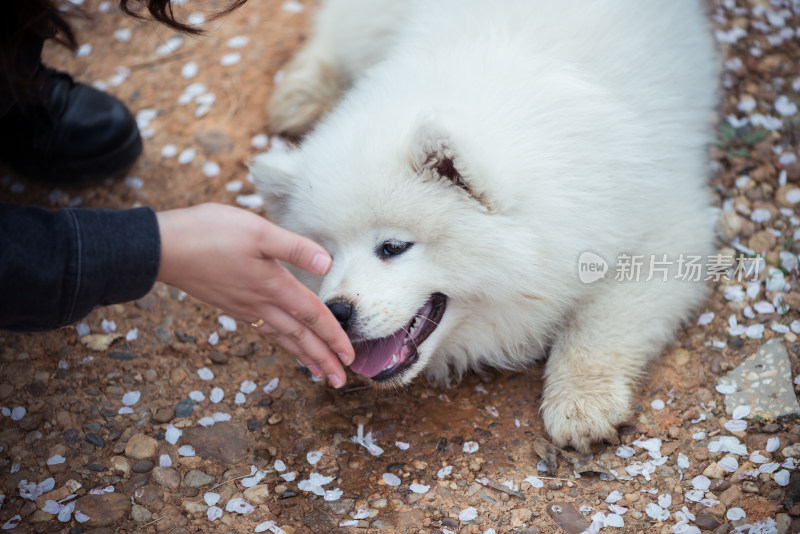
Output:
(0, 202), (161, 331)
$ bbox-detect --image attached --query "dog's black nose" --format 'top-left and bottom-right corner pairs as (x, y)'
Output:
(327, 301), (354, 330)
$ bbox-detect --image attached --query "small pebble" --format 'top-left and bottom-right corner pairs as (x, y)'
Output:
(84, 433), (105, 448)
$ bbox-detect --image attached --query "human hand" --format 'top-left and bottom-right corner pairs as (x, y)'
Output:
(155, 203), (354, 387)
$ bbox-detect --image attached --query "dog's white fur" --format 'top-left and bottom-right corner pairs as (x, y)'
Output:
(253, 0), (717, 452)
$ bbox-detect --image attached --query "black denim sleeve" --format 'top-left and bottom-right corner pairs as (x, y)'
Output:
(0, 202), (161, 331)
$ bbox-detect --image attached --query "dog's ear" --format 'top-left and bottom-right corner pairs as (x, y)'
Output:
(249, 149), (299, 219)
(409, 120), (493, 210)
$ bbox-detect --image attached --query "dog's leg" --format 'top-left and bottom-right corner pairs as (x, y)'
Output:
(540, 276), (706, 454)
(268, 0), (406, 136)
(268, 38), (344, 137)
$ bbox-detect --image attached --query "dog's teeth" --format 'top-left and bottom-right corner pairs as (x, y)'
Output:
(387, 354), (400, 368)
(409, 320), (421, 338)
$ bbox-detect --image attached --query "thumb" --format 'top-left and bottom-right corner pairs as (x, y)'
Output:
(262, 222), (332, 275)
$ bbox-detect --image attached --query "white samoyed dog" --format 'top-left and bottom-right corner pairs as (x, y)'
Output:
(252, 0), (717, 452)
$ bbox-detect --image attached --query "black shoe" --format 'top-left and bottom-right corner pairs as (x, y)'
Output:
(0, 67), (142, 184)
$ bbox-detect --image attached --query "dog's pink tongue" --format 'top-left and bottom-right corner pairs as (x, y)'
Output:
(351, 330), (406, 378)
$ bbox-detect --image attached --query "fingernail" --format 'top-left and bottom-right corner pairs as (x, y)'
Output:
(328, 374), (343, 388)
(311, 252), (331, 275)
(339, 352), (354, 366)
(308, 364), (322, 378)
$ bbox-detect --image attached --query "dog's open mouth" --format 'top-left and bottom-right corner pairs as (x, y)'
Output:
(350, 293), (447, 382)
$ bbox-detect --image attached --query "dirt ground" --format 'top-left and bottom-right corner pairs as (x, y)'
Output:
(1, 1), (800, 533)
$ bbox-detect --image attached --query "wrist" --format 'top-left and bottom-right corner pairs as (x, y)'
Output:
(155, 209), (182, 286)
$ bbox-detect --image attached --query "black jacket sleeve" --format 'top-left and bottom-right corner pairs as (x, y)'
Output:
(0, 202), (161, 331)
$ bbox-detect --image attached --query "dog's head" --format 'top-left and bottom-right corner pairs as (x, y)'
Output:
(250, 116), (534, 385)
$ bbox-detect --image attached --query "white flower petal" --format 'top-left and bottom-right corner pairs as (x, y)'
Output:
(524, 476), (543, 488)
(409, 483), (429, 494)
(263, 378), (280, 394)
(42, 500), (62, 514)
(47, 455), (66, 466)
(225, 497), (254, 514)
(217, 314), (236, 331)
(197, 367), (214, 381)
(718, 456), (739, 472)
(382, 473), (401, 487)
(732, 405), (751, 420)
(463, 441), (479, 454)
(165, 425), (182, 445)
(725, 419), (748, 432)
(726, 507), (746, 521)
(207, 505), (223, 521)
(240, 380), (257, 394)
(122, 391), (141, 407)
(692, 475), (710, 491)
(459, 507), (478, 522)
(197, 417), (215, 427)
(766, 437), (780, 452)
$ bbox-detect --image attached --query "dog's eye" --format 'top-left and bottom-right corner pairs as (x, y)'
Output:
(379, 240), (413, 258)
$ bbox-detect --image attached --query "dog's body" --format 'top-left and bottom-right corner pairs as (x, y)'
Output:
(253, 0), (717, 452)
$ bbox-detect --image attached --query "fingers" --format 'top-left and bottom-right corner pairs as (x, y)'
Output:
(269, 269), (355, 366)
(254, 304), (348, 388)
(260, 222), (332, 276)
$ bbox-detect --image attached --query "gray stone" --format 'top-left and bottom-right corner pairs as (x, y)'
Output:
(64, 428), (83, 446)
(174, 399), (194, 418)
(183, 470), (215, 488)
(19, 415), (40, 432)
(776, 513), (791, 534)
(209, 352), (229, 364)
(370, 519), (395, 530)
(85, 432), (105, 448)
(75, 493), (131, 527)
(134, 485), (165, 512)
(125, 434), (158, 459)
(695, 514), (722, 530)
(303, 509), (336, 533)
(153, 408), (173, 424)
(717, 339), (800, 418)
(155, 328), (172, 344)
(180, 422), (253, 465)
(109, 352), (138, 361)
(132, 459), (154, 473)
(322, 498), (353, 516)
(152, 467), (181, 490)
(243, 484), (270, 504)
(131, 504), (152, 523)
(183, 501), (207, 514)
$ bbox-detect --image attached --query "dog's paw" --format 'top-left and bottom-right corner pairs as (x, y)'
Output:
(540, 386), (630, 454)
(268, 60), (343, 137)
